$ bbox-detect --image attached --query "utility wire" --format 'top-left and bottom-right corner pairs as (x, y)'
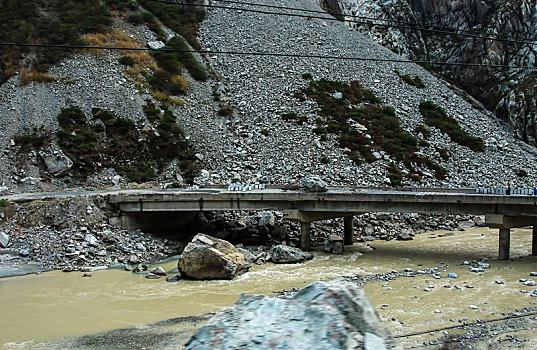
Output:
(1, 42), (535, 70)
(394, 311), (537, 339)
(214, 0), (537, 44)
(148, 0), (537, 45)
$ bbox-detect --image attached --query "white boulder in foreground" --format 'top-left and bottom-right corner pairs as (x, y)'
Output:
(185, 279), (399, 349)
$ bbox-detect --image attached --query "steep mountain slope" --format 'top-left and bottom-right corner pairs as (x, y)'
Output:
(330, 0), (537, 144)
(0, 0), (535, 194)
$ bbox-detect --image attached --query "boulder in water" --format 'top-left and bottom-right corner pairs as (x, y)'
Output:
(269, 244), (312, 263)
(324, 235), (344, 254)
(185, 279), (399, 349)
(178, 233), (250, 280)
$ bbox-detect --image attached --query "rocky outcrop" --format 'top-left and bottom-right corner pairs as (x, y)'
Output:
(185, 279), (399, 349)
(178, 233), (250, 280)
(334, 0), (537, 144)
(269, 245), (313, 264)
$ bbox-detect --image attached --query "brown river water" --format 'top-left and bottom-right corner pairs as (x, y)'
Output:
(1, 227), (536, 349)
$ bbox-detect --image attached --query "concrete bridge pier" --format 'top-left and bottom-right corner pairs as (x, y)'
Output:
(486, 214), (537, 260)
(533, 226), (537, 256)
(498, 228), (510, 261)
(300, 222), (311, 251)
(344, 216), (354, 246)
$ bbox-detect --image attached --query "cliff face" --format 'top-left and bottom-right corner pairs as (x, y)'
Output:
(333, 0), (537, 144)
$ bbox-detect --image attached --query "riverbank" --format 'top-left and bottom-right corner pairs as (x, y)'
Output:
(1, 227), (536, 349)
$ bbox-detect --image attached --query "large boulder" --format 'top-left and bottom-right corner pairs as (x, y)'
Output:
(185, 279), (399, 349)
(269, 245), (312, 264)
(39, 143), (73, 177)
(178, 234), (250, 280)
(301, 176), (328, 192)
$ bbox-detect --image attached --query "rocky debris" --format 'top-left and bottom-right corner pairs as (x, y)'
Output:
(324, 235), (344, 254)
(301, 176), (328, 192)
(0, 223), (181, 271)
(38, 143), (73, 177)
(269, 244), (313, 264)
(12, 197), (107, 230)
(0, 231), (9, 248)
(178, 233), (250, 280)
(185, 279), (398, 349)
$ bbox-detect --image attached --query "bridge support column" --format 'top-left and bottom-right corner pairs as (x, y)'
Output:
(300, 222), (311, 251)
(533, 226), (537, 256)
(344, 216), (353, 245)
(498, 228), (510, 260)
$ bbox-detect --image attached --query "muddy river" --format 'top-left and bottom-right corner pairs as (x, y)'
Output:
(1, 227), (536, 349)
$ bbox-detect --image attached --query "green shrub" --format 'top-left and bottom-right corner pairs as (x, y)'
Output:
(414, 124), (431, 139)
(260, 129), (269, 136)
(152, 36), (207, 81)
(137, 0), (205, 50)
(0, 200), (6, 207)
(320, 156), (330, 164)
(387, 163), (403, 187)
(395, 70), (425, 88)
(302, 72), (313, 80)
(55, 106), (197, 183)
(299, 79), (445, 179)
(517, 169), (528, 177)
(118, 55), (136, 66)
(218, 105), (233, 117)
(143, 101), (160, 120)
(14, 132), (46, 148)
(419, 101), (484, 152)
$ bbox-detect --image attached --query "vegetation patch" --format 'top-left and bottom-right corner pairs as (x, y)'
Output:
(395, 70), (425, 88)
(517, 169), (528, 178)
(0, 0), (141, 84)
(419, 101), (484, 152)
(281, 113), (307, 125)
(14, 131), (46, 150)
(56, 106), (198, 183)
(0, 200), (6, 207)
(296, 78), (447, 181)
(137, 0), (205, 50)
(127, 12), (166, 41)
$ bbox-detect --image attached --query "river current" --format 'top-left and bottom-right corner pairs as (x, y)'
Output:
(1, 227), (536, 349)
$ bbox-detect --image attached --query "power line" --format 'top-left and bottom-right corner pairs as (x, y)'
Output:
(1, 42), (535, 70)
(394, 311), (537, 339)
(147, 0), (537, 45)
(215, 0), (537, 44)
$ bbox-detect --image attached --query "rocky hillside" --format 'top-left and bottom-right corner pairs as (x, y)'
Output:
(330, 0), (537, 144)
(0, 0), (536, 194)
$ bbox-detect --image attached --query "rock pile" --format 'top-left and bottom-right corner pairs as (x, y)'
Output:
(185, 279), (399, 349)
(0, 223), (182, 271)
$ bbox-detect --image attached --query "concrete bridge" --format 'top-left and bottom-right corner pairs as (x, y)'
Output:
(104, 187), (537, 260)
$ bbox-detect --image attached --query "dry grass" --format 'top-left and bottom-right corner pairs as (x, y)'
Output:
(81, 31), (157, 74)
(152, 90), (185, 106)
(171, 75), (189, 91)
(19, 68), (57, 85)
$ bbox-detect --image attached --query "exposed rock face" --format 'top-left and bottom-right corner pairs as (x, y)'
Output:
(334, 0), (537, 144)
(185, 279), (399, 349)
(269, 244), (313, 264)
(178, 233), (250, 280)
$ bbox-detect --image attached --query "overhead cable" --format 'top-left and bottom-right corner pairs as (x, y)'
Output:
(1, 42), (535, 70)
(147, 0), (537, 45)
